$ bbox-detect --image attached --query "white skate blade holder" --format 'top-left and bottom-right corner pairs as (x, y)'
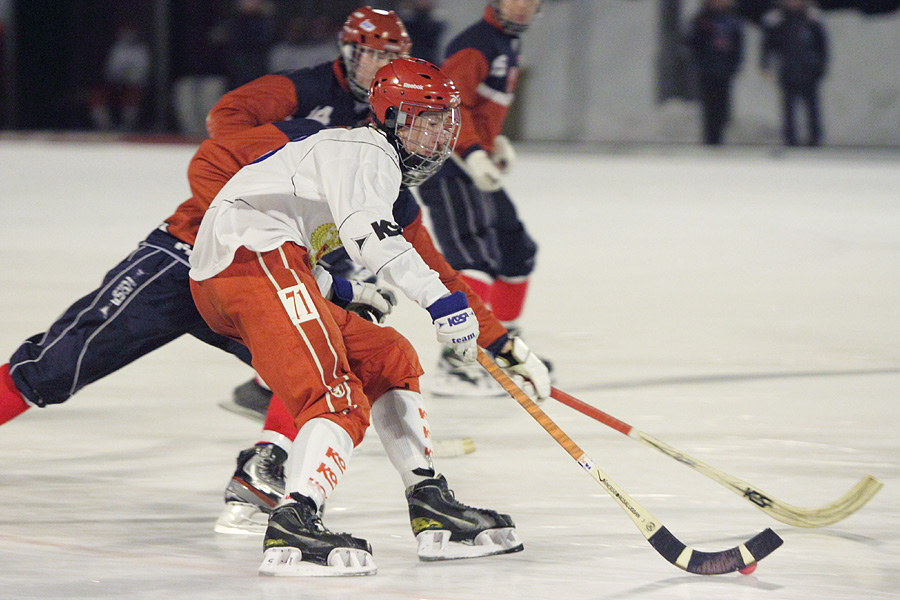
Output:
(259, 547), (376, 577)
(416, 528), (523, 561)
(214, 502), (268, 535)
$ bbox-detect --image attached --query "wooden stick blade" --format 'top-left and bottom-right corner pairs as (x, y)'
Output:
(648, 527), (783, 575)
(478, 349), (785, 576)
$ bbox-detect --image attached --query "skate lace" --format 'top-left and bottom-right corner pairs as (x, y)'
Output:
(256, 447), (285, 484)
(441, 485), (464, 507)
(283, 499), (329, 534)
(436, 477), (493, 514)
(302, 511), (328, 534)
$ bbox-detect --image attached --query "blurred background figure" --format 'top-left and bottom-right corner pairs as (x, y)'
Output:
(685, 0), (744, 145)
(2, 1), (898, 144)
(761, 0), (830, 147)
(88, 23), (151, 132)
(211, 0), (277, 91)
(171, 3), (227, 137)
(268, 15), (339, 73)
(401, 0), (447, 65)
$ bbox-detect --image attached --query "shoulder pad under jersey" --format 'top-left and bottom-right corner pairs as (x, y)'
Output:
(279, 61), (368, 128)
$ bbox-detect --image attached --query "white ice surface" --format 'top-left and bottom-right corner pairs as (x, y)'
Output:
(1, 140), (898, 599)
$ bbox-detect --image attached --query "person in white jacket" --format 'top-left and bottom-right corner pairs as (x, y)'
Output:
(189, 58), (544, 577)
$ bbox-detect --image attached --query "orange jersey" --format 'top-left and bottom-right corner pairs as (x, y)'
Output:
(206, 74), (300, 138)
(165, 123), (290, 246)
(206, 60), (368, 139)
(440, 7), (521, 156)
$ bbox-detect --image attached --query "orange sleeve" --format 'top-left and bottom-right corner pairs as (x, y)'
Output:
(402, 214), (508, 348)
(441, 48), (493, 155)
(189, 123), (290, 204)
(206, 75), (299, 138)
(166, 124), (291, 245)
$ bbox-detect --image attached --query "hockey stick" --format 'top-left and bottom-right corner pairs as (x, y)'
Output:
(550, 387), (883, 528)
(477, 349), (782, 575)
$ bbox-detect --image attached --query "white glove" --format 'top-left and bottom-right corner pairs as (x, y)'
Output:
(464, 149), (503, 191)
(331, 277), (397, 324)
(428, 292), (479, 362)
(494, 336), (551, 400)
(491, 134), (516, 174)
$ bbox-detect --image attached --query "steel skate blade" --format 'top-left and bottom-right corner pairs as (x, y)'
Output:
(416, 528), (524, 561)
(259, 547), (376, 577)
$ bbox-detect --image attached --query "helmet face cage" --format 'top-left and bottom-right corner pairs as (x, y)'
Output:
(491, 0), (541, 35)
(393, 103), (461, 187)
(369, 58), (462, 188)
(341, 44), (408, 102)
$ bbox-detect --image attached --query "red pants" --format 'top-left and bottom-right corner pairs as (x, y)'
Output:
(191, 244), (421, 446)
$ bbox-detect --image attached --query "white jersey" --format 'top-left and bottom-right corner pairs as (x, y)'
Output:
(189, 125), (450, 311)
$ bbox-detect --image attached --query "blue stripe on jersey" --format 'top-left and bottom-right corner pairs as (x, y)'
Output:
(251, 119), (329, 165)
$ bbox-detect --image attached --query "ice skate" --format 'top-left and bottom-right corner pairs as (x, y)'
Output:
(218, 378), (272, 422)
(215, 444), (286, 535)
(259, 497), (376, 577)
(406, 474), (523, 561)
(430, 347), (506, 398)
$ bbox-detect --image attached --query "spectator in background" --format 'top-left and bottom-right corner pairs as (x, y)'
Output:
(268, 15), (338, 73)
(686, 0), (744, 145)
(172, 3), (228, 137)
(761, 0), (829, 147)
(88, 23), (151, 132)
(211, 0), (277, 90)
(401, 0), (447, 65)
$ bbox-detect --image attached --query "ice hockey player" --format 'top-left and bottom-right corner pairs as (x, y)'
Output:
(204, 110), (549, 546)
(410, 0), (547, 396)
(190, 58), (549, 576)
(210, 6), (414, 419)
(0, 56), (547, 575)
(201, 6), (549, 542)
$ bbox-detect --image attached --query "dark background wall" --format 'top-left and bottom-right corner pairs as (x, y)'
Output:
(3, 0), (899, 139)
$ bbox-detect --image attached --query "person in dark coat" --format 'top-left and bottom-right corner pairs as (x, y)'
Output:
(686, 0), (745, 145)
(761, 0), (829, 146)
(401, 0), (447, 66)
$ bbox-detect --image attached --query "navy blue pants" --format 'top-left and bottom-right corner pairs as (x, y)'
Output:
(409, 158), (537, 279)
(9, 227), (251, 407)
(781, 81), (822, 147)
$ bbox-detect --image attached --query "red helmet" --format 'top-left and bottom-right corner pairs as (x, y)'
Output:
(340, 7), (412, 101)
(369, 58), (461, 188)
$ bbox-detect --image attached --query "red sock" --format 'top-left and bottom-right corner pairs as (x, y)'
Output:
(1, 364), (31, 425)
(460, 272), (493, 305)
(262, 393), (299, 441)
(490, 277), (529, 323)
